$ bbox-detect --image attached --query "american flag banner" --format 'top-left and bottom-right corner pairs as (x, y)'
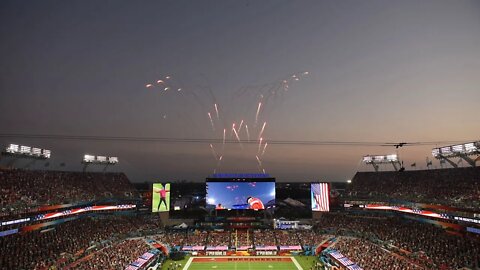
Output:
(347, 264), (364, 270)
(412, 209), (422, 214)
(339, 257), (355, 266)
(311, 183), (330, 212)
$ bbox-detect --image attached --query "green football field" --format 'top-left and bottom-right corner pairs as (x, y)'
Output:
(181, 257), (304, 270)
(161, 256), (318, 270)
(185, 262), (298, 270)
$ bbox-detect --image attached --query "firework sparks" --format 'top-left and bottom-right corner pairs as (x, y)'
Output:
(255, 102), (262, 125)
(210, 144), (218, 160)
(214, 103), (219, 119)
(222, 128), (226, 144)
(231, 123), (235, 138)
(145, 71), (305, 173)
(258, 137), (263, 153)
(256, 155), (263, 168)
(222, 128), (226, 151)
(258, 122), (266, 139)
(261, 142), (268, 156)
(233, 125), (242, 146)
(238, 120), (244, 133)
(215, 155), (223, 172)
(207, 112), (215, 131)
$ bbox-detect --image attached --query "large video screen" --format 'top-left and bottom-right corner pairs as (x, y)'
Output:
(152, 183), (171, 212)
(311, 183), (330, 212)
(206, 179), (275, 210)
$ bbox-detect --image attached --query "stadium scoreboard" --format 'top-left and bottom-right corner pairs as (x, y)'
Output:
(206, 177), (275, 210)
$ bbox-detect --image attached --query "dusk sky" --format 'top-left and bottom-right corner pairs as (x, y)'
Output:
(1, 1), (479, 182)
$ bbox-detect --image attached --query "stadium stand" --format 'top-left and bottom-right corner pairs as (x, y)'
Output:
(69, 238), (151, 270)
(346, 167), (480, 210)
(274, 230), (301, 246)
(333, 237), (422, 270)
(1, 168), (478, 269)
(184, 231), (208, 246)
(0, 169), (138, 217)
(0, 216), (160, 270)
(253, 229), (277, 246)
(207, 231), (231, 246)
(316, 213), (480, 269)
(296, 230), (333, 247)
(165, 231), (187, 248)
(1, 212), (478, 269)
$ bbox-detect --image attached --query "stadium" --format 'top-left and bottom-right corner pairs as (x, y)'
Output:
(1, 1), (480, 270)
(0, 143), (479, 270)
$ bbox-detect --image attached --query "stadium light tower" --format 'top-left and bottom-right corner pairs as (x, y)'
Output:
(1, 143), (51, 168)
(362, 154), (401, 172)
(432, 141), (480, 168)
(81, 154), (118, 172)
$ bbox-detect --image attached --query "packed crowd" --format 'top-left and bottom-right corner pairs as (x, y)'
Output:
(0, 218), (118, 270)
(183, 231), (208, 246)
(274, 230), (300, 246)
(70, 239), (150, 270)
(2, 213), (478, 269)
(253, 229), (277, 246)
(0, 215), (160, 270)
(296, 230), (333, 247)
(1, 166), (479, 269)
(163, 229), (310, 248)
(0, 169), (138, 216)
(165, 231), (186, 247)
(316, 213), (480, 269)
(334, 238), (421, 270)
(346, 167), (480, 209)
(207, 232), (230, 246)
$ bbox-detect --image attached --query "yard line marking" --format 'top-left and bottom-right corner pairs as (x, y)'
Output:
(291, 257), (303, 270)
(182, 257), (193, 270)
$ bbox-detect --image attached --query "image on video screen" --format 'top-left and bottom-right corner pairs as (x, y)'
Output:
(311, 183), (330, 212)
(152, 183), (171, 212)
(206, 181), (275, 210)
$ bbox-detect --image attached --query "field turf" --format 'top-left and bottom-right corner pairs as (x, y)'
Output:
(182, 257), (304, 270)
(161, 256), (319, 270)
